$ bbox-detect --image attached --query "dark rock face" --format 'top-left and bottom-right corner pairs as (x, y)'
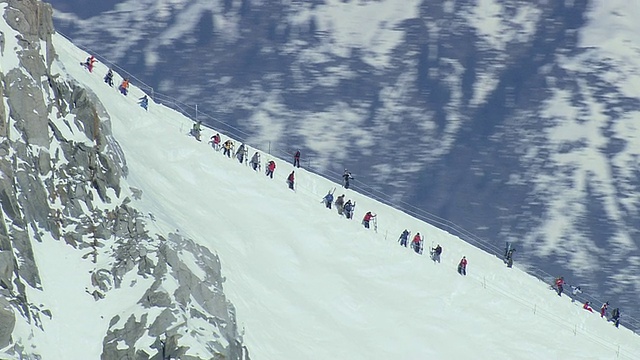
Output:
(0, 297), (14, 349)
(0, 0), (247, 358)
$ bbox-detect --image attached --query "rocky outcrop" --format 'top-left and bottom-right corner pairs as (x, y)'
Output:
(101, 233), (246, 360)
(0, 0), (247, 358)
(0, 297), (14, 349)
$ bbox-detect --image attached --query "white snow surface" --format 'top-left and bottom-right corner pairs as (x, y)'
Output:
(7, 25), (639, 359)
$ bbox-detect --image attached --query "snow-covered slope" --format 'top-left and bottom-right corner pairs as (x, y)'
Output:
(47, 0), (640, 324)
(51, 26), (640, 359)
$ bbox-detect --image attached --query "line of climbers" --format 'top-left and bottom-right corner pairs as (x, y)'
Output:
(322, 190), (468, 276)
(397, 229), (464, 273)
(322, 190), (356, 219)
(83, 55), (154, 109)
(82, 55), (138, 100)
(552, 276), (622, 328)
(180, 114), (630, 331)
(83, 57), (631, 331)
(191, 118), (628, 331)
(198, 112), (630, 332)
(504, 241), (623, 328)
(80, 54), (303, 200)
(197, 129), (295, 190)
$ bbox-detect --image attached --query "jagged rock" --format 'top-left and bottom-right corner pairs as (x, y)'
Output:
(0, 251), (14, 291)
(0, 73), (6, 138)
(0, 204), (12, 252)
(4, 0), (54, 43)
(137, 254), (154, 276)
(149, 334), (189, 360)
(0, 297), (15, 350)
(8, 228), (40, 289)
(102, 313), (149, 360)
(14, 158), (51, 234)
(63, 231), (80, 248)
(147, 308), (177, 337)
(139, 285), (172, 309)
(0, 154), (21, 224)
(89, 289), (104, 301)
(130, 187), (143, 200)
(37, 150), (51, 176)
(4, 68), (48, 147)
(91, 269), (112, 293)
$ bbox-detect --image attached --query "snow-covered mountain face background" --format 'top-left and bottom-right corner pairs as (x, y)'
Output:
(48, 0), (640, 321)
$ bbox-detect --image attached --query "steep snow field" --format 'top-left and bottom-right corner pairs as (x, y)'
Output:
(50, 0), (640, 330)
(46, 33), (640, 359)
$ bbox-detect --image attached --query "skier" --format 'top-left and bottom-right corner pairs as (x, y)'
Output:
(250, 151), (261, 171)
(431, 244), (443, 263)
(287, 171), (295, 190)
(210, 133), (221, 151)
(600, 301), (609, 318)
(104, 68), (114, 87)
(342, 169), (353, 189)
(505, 248), (515, 268)
(335, 194), (345, 215)
(236, 143), (247, 163)
(362, 211), (376, 229)
(293, 150), (301, 168)
(138, 95), (149, 111)
(457, 256), (468, 275)
(191, 121), (202, 141)
(611, 308), (621, 328)
(119, 78), (130, 95)
(583, 301), (594, 313)
(223, 140), (234, 158)
(570, 285), (582, 303)
(343, 200), (355, 219)
(411, 233), (423, 254)
(265, 160), (276, 178)
(554, 277), (565, 296)
(323, 190), (334, 209)
(82, 55), (96, 73)
(398, 229), (410, 247)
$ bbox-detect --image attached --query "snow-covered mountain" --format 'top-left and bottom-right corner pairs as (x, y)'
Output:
(0, 0), (244, 358)
(46, 0), (640, 324)
(2, 0), (640, 358)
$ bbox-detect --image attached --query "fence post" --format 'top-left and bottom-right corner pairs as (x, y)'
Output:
(268, 141), (271, 154)
(533, 304), (537, 315)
